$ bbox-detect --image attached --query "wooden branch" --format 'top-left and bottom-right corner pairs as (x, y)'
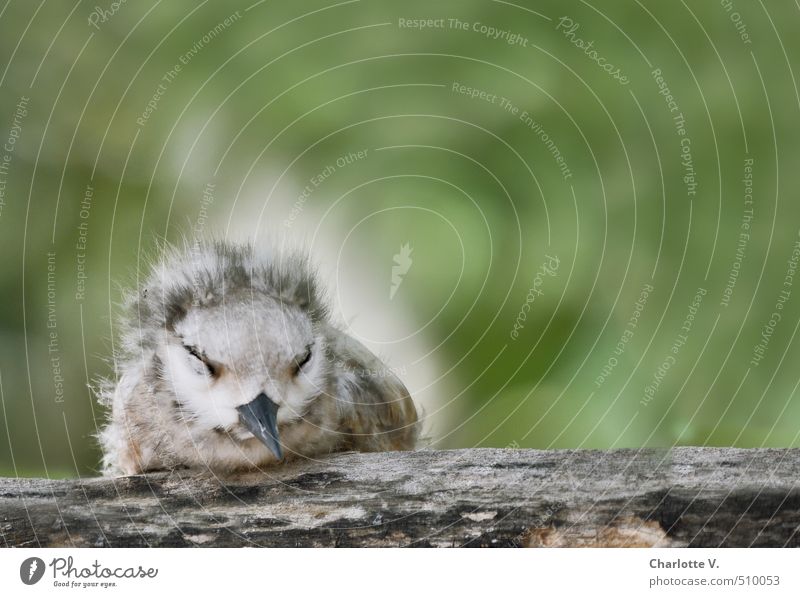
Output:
(1, 448), (798, 547)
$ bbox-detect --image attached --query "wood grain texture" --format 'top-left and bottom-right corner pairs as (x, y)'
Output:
(1, 448), (798, 547)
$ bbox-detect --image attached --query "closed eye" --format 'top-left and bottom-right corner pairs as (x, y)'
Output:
(183, 344), (216, 377)
(293, 349), (312, 376)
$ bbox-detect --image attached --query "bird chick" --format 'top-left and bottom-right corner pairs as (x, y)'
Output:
(97, 240), (419, 475)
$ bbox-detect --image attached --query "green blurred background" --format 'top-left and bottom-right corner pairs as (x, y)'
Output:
(1, 0), (800, 477)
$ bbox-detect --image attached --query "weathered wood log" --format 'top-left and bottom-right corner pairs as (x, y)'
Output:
(1, 448), (798, 547)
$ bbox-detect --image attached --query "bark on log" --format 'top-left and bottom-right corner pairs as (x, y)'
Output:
(1, 448), (798, 547)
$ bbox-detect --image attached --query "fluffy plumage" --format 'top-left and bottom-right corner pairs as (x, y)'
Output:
(97, 240), (419, 475)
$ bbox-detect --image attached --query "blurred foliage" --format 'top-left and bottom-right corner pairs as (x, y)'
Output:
(1, 0), (800, 477)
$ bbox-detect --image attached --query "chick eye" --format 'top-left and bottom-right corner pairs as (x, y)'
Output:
(183, 344), (216, 377)
(294, 350), (312, 376)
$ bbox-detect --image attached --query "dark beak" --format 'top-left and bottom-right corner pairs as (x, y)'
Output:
(236, 392), (283, 460)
